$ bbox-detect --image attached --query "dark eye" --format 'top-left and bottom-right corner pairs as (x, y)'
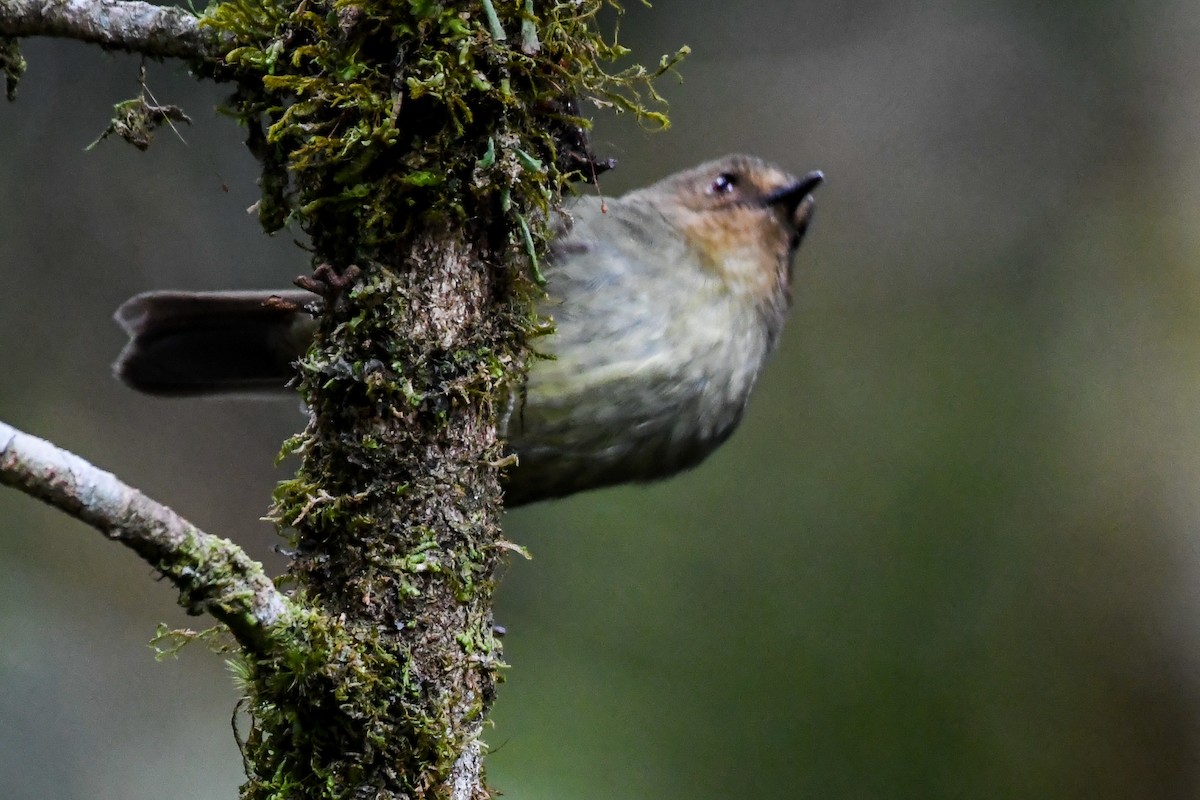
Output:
(709, 172), (738, 195)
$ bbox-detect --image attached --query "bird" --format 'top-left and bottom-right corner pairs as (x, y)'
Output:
(114, 154), (824, 506)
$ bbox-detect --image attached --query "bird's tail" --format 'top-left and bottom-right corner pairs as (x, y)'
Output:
(113, 290), (317, 396)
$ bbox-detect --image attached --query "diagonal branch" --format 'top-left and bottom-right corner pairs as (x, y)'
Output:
(0, 0), (224, 61)
(0, 419), (293, 654)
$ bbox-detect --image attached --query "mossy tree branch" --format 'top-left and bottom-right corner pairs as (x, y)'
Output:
(0, 420), (295, 654)
(1, 0), (682, 797)
(0, 0), (224, 60)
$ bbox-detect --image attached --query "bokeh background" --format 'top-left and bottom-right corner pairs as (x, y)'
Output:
(5, 2), (1200, 798)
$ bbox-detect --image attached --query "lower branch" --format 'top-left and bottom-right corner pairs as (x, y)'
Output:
(0, 419), (292, 653)
(0, 0), (223, 61)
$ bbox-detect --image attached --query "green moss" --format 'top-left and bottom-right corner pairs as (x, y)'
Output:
(87, 95), (193, 151)
(200, 0), (685, 260)
(150, 623), (232, 660)
(0, 37), (26, 101)
(232, 608), (447, 799)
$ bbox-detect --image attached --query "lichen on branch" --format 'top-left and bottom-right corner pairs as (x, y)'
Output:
(0, 0), (224, 61)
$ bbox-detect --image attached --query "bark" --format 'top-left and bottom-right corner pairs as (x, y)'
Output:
(0, 420), (293, 654)
(268, 231), (510, 799)
(0, 0), (222, 60)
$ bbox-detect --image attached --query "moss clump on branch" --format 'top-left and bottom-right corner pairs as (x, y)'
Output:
(202, 0), (686, 262)
(228, 606), (505, 798)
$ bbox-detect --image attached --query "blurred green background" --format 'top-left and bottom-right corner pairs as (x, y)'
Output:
(4, 2), (1200, 798)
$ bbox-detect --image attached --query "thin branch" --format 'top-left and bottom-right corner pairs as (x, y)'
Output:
(0, 419), (292, 654)
(0, 0), (224, 61)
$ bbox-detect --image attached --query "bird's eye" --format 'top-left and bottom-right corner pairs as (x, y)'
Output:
(709, 173), (738, 195)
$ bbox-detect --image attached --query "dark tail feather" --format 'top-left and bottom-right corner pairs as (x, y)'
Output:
(113, 290), (317, 396)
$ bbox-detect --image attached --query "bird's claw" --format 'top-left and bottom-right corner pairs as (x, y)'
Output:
(294, 263), (362, 310)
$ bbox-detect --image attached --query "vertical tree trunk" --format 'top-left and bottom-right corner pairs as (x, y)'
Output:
(259, 232), (510, 799)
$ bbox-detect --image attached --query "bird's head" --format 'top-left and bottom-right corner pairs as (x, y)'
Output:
(628, 154), (824, 308)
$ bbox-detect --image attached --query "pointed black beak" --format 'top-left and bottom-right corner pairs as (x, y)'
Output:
(766, 170), (824, 245)
(764, 170), (825, 212)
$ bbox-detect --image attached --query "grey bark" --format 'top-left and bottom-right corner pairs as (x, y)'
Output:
(0, 419), (294, 654)
(0, 0), (222, 60)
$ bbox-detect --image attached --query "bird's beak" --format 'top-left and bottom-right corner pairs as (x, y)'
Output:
(765, 170), (824, 241)
(764, 170), (825, 213)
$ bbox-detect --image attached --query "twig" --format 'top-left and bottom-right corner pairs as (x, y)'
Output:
(0, 0), (224, 61)
(0, 419), (292, 654)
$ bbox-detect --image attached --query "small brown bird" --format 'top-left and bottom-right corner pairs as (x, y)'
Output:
(115, 155), (823, 505)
